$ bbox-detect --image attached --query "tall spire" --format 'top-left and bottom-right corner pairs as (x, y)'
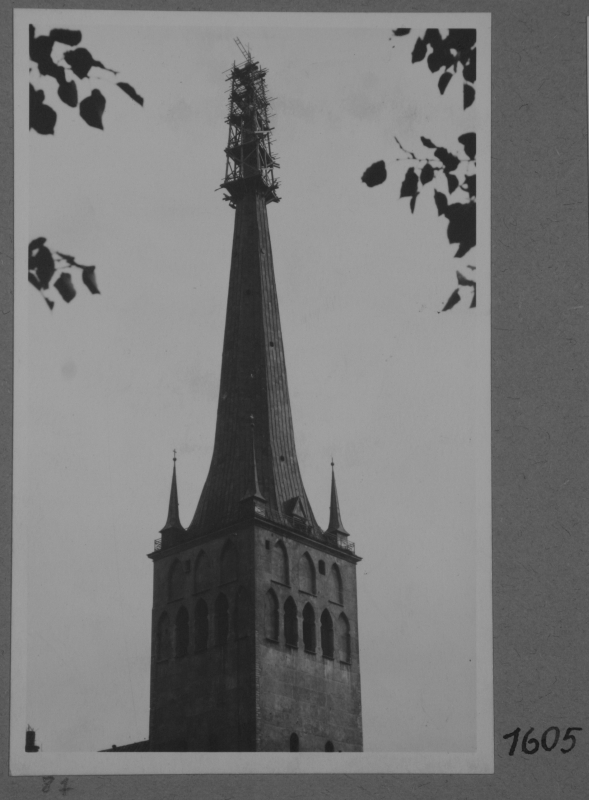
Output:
(326, 459), (349, 536)
(188, 51), (319, 537)
(160, 451), (184, 534)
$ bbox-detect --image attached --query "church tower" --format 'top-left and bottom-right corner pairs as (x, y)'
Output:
(147, 42), (362, 753)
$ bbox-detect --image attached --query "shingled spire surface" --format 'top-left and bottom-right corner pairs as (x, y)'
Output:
(188, 47), (320, 538)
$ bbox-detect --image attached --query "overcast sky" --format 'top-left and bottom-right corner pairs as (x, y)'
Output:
(14, 11), (490, 762)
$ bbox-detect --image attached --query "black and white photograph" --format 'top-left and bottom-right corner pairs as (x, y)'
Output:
(12, 10), (491, 774)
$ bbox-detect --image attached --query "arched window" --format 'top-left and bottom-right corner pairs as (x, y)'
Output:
(265, 589), (279, 641)
(318, 560), (326, 575)
(168, 559), (184, 601)
(338, 613), (351, 663)
(194, 551), (211, 593)
(299, 553), (316, 594)
(325, 740), (334, 752)
(220, 541), (238, 584)
(215, 593), (229, 646)
(289, 732), (299, 752)
(328, 564), (343, 604)
(235, 586), (249, 639)
(284, 596), (298, 647)
(272, 540), (289, 585)
(156, 612), (171, 660)
(320, 609), (334, 658)
(175, 606), (189, 658)
(195, 598), (209, 652)
(302, 603), (316, 653)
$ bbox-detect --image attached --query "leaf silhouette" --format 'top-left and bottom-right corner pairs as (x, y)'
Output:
(457, 271), (476, 307)
(117, 82), (144, 106)
(457, 132), (476, 160)
(464, 84), (475, 109)
(79, 89), (106, 129)
(81, 266), (100, 295)
(49, 28), (82, 47)
(57, 79), (78, 108)
(445, 201), (476, 257)
(434, 190), (448, 216)
(400, 167), (419, 200)
(463, 174), (476, 198)
(29, 85), (56, 134)
(463, 50), (476, 84)
(442, 289), (461, 311)
(420, 163), (435, 185)
(29, 240), (55, 289)
(438, 71), (453, 95)
(392, 28), (411, 36)
(411, 37), (427, 63)
(44, 297), (55, 310)
(420, 136), (436, 149)
(446, 173), (459, 194)
(28, 272), (42, 291)
(54, 272), (76, 302)
(434, 147), (460, 174)
(361, 160), (387, 187)
(64, 48), (112, 79)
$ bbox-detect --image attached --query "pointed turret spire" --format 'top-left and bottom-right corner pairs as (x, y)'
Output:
(160, 451), (184, 534)
(326, 459), (349, 536)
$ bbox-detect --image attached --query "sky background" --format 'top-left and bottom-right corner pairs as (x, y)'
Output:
(16, 12), (485, 756)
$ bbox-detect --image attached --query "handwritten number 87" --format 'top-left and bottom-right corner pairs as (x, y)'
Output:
(503, 727), (582, 755)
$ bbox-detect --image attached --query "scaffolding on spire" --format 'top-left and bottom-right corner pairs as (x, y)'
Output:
(221, 44), (280, 206)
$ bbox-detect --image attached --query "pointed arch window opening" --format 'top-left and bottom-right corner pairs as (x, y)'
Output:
(271, 540), (290, 586)
(195, 598), (209, 652)
(175, 606), (189, 659)
(265, 589), (280, 642)
(168, 559), (185, 602)
(320, 609), (335, 659)
(215, 593), (230, 647)
(302, 603), (316, 654)
(284, 596), (298, 648)
(328, 564), (344, 606)
(338, 612), (352, 664)
(298, 553), (316, 596)
(194, 551), (211, 595)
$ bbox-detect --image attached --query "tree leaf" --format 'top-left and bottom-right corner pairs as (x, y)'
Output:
(54, 272), (76, 303)
(434, 190), (448, 216)
(457, 132), (476, 160)
(446, 29), (476, 55)
(409, 194), (418, 213)
(411, 37), (427, 63)
(438, 71), (453, 95)
(464, 83), (475, 109)
(81, 266), (100, 295)
(44, 297), (55, 311)
(445, 201), (476, 257)
(29, 237), (47, 250)
(63, 48), (109, 79)
(57, 78), (78, 108)
(442, 289), (461, 311)
(463, 50), (476, 84)
(392, 28), (411, 36)
(463, 174), (476, 198)
(446, 173), (459, 194)
(400, 167), (419, 199)
(49, 28), (82, 47)
(420, 136), (436, 148)
(29, 84), (57, 134)
(420, 163), (435, 185)
(29, 241), (55, 289)
(361, 160), (387, 187)
(117, 82), (144, 106)
(28, 271), (42, 291)
(79, 89), (106, 129)
(457, 270), (476, 288)
(434, 147), (460, 174)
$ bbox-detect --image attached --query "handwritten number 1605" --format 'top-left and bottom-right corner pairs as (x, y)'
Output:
(503, 726), (582, 756)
